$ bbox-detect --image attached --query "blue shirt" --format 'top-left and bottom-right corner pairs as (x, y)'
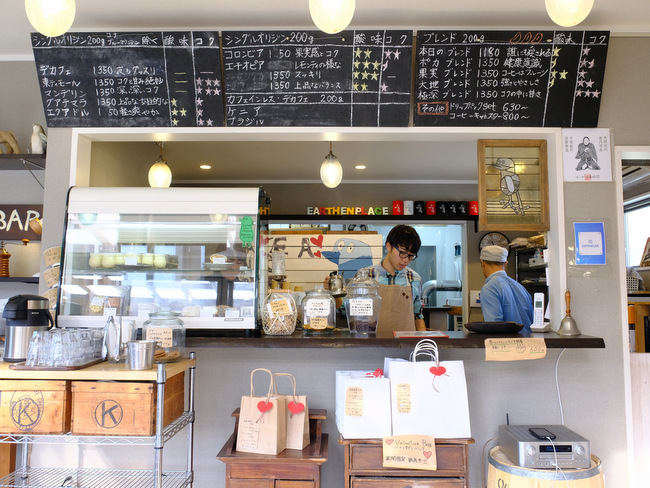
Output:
(480, 270), (534, 328)
(356, 264), (424, 320)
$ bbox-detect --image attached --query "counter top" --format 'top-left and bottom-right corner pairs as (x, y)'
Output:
(0, 357), (195, 380)
(186, 330), (605, 349)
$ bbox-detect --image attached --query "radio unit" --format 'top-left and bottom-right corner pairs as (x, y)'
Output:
(499, 425), (591, 469)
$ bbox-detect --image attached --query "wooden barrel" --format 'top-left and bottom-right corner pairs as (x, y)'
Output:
(487, 447), (605, 488)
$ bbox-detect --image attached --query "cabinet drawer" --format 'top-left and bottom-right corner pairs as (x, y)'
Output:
(349, 444), (467, 477)
(276, 481), (315, 488)
(351, 477), (465, 488)
(229, 479), (273, 488)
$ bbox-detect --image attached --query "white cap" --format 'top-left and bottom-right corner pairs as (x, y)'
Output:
(480, 245), (508, 263)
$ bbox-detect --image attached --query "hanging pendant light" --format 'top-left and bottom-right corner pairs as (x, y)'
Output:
(25, 0), (76, 37)
(148, 142), (172, 188)
(545, 0), (594, 27)
(320, 142), (343, 188)
(309, 0), (355, 34)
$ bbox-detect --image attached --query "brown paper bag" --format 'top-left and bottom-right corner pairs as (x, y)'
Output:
(274, 372), (310, 450)
(377, 284), (416, 335)
(236, 368), (287, 455)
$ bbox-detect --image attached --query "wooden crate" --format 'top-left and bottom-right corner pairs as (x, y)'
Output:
(0, 380), (71, 434)
(71, 372), (184, 436)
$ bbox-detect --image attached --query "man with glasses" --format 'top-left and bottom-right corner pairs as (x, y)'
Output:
(356, 224), (426, 331)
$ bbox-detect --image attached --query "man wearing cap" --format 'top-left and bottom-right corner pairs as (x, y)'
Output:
(480, 245), (534, 328)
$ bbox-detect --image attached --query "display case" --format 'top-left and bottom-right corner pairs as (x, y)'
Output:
(57, 187), (261, 330)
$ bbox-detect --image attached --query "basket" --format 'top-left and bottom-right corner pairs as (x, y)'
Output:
(627, 274), (640, 292)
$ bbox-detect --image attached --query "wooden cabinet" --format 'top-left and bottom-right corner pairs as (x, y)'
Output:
(339, 437), (473, 488)
(628, 300), (650, 352)
(218, 409), (328, 488)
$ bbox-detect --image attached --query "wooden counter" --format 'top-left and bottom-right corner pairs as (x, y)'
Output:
(186, 330), (605, 349)
(0, 357), (195, 380)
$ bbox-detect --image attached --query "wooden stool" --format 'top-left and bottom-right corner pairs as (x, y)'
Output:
(217, 408), (328, 488)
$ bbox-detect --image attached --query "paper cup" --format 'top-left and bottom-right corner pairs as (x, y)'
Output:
(42, 287), (58, 309)
(43, 246), (62, 267)
(42, 266), (60, 288)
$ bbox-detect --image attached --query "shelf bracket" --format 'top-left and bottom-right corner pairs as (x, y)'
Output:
(21, 158), (45, 189)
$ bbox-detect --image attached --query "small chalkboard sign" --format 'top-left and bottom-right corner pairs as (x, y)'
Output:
(222, 30), (412, 127)
(31, 32), (224, 128)
(414, 30), (609, 127)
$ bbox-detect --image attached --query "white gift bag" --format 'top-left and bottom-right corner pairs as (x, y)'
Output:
(388, 340), (471, 438)
(335, 369), (392, 439)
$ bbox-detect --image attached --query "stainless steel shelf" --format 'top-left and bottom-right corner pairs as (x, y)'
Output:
(0, 467), (191, 488)
(0, 412), (193, 446)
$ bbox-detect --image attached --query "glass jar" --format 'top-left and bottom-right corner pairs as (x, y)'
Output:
(261, 290), (297, 335)
(301, 285), (336, 335)
(344, 268), (382, 334)
(142, 311), (185, 362)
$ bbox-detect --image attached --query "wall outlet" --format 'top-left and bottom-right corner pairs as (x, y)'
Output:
(470, 290), (481, 307)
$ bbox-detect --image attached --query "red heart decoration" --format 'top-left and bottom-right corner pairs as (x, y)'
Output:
(385, 439), (393, 445)
(310, 235), (324, 248)
(423, 450), (432, 459)
(429, 366), (447, 376)
(257, 401), (273, 413)
(288, 401), (305, 414)
(372, 368), (383, 378)
(314, 250), (322, 258)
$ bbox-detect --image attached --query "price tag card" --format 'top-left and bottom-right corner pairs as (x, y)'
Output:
(382, 435), (437, 471)
(345, 387), (363, 417)
(485, 338), (547, 361)
(269, 299), (291, 315)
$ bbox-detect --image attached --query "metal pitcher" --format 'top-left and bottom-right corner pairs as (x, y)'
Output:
(328, 271), (347, 297)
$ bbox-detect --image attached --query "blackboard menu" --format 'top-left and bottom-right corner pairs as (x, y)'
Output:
(414, 30), (609, 127)
(222, 30), (412, 127)
(31, 32), (224, 127)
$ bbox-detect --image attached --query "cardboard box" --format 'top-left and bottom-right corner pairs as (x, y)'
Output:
(71, 372), (184, 436)
(0, 380), (71, 434)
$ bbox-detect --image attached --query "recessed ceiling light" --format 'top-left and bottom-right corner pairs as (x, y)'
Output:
(355, 164), (366, 170)
(200, 164), (211, 170)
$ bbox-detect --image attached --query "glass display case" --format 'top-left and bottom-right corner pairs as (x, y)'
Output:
(57, 187), (261, 330)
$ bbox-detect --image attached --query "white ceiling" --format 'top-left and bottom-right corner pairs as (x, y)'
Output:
(5, 1), (647, 185)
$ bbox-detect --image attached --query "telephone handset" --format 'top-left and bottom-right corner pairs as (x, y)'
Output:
(530, 293), (549, 332)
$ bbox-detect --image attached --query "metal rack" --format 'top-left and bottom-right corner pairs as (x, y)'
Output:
(0, 353), (196, 488)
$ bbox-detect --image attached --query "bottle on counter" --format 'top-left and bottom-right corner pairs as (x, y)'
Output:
(142, 311), (185, 362)
(292, 286), (306, 328)
(344, 268), (382, 334)
(301, 285), (336, 335)
(261, 289), (297, 335)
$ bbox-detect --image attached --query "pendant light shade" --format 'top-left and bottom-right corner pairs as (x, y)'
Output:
(25, 0), (76, 37)
(545, 0), (594, 27)
(148, 142), (172, 188)
(309, 0), (355, 34)
(320, 142), (343, 188)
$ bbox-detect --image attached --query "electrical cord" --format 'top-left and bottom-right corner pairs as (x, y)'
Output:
(554, 348), (567, 425)
(481, 436), (499, 488)
(546, 435), (570, 488)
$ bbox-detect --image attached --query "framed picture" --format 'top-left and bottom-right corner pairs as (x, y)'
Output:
(477, 139), (550, 232)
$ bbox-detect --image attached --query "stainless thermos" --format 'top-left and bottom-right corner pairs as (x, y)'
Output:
(2, 294), (53, 362)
